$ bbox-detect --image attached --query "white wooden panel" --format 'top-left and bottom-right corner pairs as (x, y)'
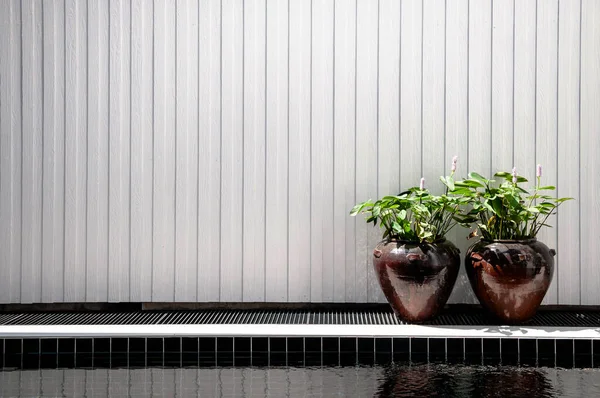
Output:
(513, 0), (536, 186)
(557, 0), (581, 304)
(536, 0), (559, 305)
(152, 0), (177, 301)
(513, 0), (537, 316)
(491, 0), (514, 171)
(265, 0), (289, 302)
(21, 0), (43, 303)
(0, 0), (598, 304)
(287, 0), (311, 302)
(400, 0), (423, 188)
(311, 0), (334, 302)
(378, 0), (400, 208)
(175, 0), (199, 301)
(422, 0), (445, 194)
(130, 0), (153, 301)
(355, 0), (378, 303)
(243, 0), (266, 302)
(42, 0), (66, 302)
(0, 0), (23, 303)
(86, 0), (109, 302)
(108, 0), (131, 302)
(445, 0), (474, 304)
(64, 0), (88, 301)
(468, 0), (492, 178)
(221, 0), (244, 301)
(333, 0), (356, 303)
(580, 0), (600, 305)
(376, 0), (400, 303)
(197, 0), (222, 302)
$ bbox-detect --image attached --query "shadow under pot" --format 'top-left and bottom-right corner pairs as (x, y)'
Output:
(465, 239), (555, 324)
(373, 239), (460, 323)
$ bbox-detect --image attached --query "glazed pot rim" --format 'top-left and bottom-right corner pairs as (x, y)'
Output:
(479, 238), (538, 244)
(383, 237), (448, 244)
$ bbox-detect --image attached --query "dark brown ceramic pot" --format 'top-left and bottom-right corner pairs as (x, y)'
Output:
(465, 239), (556, 324)
(373, 239), (460, 322)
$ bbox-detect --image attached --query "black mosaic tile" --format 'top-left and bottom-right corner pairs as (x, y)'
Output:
(252, 337), (269, 353)
(304, 337), (323, 366)
(4, 339), (21, 369)
(358, 338), (374, 365)
(234, 337), (251, 366)
(501, 339), (519, 366)
(111, 338), (128, 353)
(249, 337), (269, 366)
(429, 338), (446, 363)
(483, 338), (500, 365)
(216, 338), (233, 366)
(305, 352), (322, 366)
(323, 337), (339, 354)
(40, 339), (58, 369)
(199, 337), (216, 367)
(574, 340), (592, 368)
(519, 339), (537, 367)
(22, 339), (40, 369)
(446, 338), (464, 364)
(93, 338), (111, 368)
(287, 337), (303, 353)
(340, 337), (357, 366)
(128, 338), (146, 367)
(58, 339), (75, 368)
(410, 338), (428, 364)
(340, 338), (356, 353)
(75, 339), (93, 368)
(305, 337), (321, 353)
(182, 338), (199, 367)
(269, 338), (287, 366)
(393, 338), (410, 362)
(164, 338), (181, 367)
(270, 337), (286, 353)
(464, 338), (482, 365)
(593, 340), (600, 368)
(375, 338), (392, 364)
(323, 337), (340, 366)
(555, 339), (574, 369)
(538, 339), (555, 367)
(110, 338), (128, 368)
(146, 338), (164, 367)
(0, 339), (3, 368)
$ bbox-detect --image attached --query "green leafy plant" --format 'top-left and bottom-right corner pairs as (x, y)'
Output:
(350, 157), (473, 243)
(446, 165), (573, 241)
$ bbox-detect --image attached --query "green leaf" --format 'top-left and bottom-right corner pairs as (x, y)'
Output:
(468, 172), (488, 185)
(527, 207), (540, 213)
(537, 185), (556, 190)
(446, 175), (455, 191)
(455, 179), (485, 188)
(398, 209), (407, 220)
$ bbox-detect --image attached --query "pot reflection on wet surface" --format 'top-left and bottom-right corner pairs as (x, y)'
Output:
(373, 239), (460, 322)
(465, 239), (555, 323)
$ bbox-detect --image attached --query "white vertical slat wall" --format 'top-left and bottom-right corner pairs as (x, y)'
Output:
(0, 0), (599, 304)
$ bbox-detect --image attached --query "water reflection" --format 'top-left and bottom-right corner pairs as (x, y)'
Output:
(1, 365), (599, 398)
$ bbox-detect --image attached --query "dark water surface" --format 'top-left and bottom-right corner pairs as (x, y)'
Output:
(2, 364), (600, 397)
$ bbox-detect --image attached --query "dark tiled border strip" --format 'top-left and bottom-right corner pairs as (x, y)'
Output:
(1, 337), (598, 370)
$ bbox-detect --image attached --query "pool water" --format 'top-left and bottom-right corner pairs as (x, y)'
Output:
(2, 364), (600, 397)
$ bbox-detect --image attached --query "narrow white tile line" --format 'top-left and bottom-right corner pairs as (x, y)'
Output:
(2, 324), (600, 340)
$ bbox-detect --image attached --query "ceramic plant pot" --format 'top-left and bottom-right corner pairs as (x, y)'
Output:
(372, 239), (460, 322)
(465, 238), (555, 324)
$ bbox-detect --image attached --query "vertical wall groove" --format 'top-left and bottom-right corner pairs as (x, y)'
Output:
(0, 0), (598, 304)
